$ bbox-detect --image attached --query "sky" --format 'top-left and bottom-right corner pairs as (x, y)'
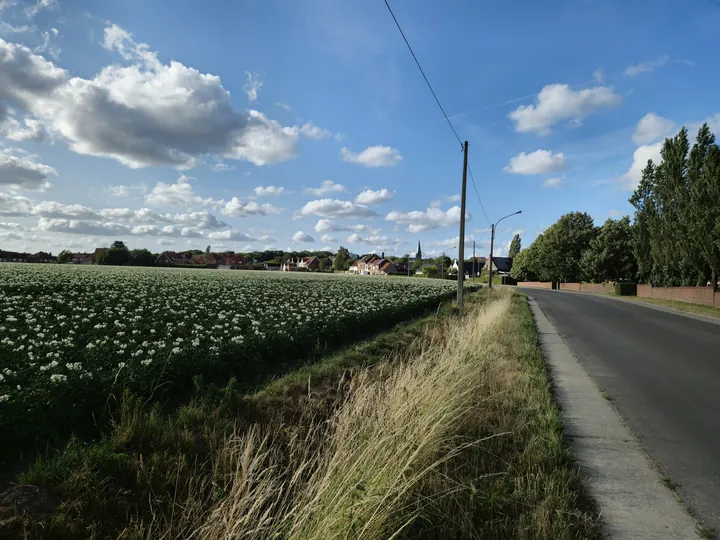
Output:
(1, 0), (719, 259)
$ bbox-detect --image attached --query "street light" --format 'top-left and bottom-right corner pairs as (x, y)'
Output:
(441, 246), (456, 280)
(488, 211), (522, 289)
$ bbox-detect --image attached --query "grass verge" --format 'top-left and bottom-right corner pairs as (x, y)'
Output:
(612, 295), (720, 319)
(1, 290), (600, 539)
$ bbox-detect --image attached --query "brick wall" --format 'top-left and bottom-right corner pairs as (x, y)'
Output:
(559, 282), (581, 292)
(637, 284), (652, 298)
(648, 286), (716, 307)
(579, 283), (615, 294)
(517, 281), (553, 289)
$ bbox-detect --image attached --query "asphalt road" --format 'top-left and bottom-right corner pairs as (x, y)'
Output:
(520, 289), (720, 533)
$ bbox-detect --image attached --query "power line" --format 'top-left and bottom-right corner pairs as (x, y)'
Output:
(467, 162), (491, 226)
(382, 0), (463, 148)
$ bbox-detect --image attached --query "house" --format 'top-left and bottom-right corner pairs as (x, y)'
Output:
(155, 251), (194, 266)
(214, 253), (245, 269)
(298, 256), (320, 272)
(349, 254), (380, 274)
(450, 257), (486, 276)
(0, 250), (56, 263)
(70, 252), (94, 264)
(265, 262), (281, 271)
(491, 257), (513, 276)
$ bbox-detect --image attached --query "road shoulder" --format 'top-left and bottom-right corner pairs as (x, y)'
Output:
(526, 295), (700, 539)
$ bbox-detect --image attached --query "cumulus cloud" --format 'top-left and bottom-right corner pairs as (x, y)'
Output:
(305, 180), (346, 196)
(299, 122), (332, 140)
(624, 55), (669, 77)
(220, 197), (283, 218)
(163, 211), (228, 229)
(355, 188), (394, 205)
(24, 0), (58, 18)
(37, 217), (131, 236)
(106, 184), (147, 197)
(292, 230), (315, 243)
(0, 221), (23, 230)
(340, 145), (402, 167)
(0, 230), (22, 241)
(0, 147), (56, 190)
(542, 177), (564, 188)
(207, 229), (256, 242)
(211, 162), (235, 172)
(346, 233), (400, 247)
(633, 113), (675, 145)
(0, 28), (305, 169)
(621, 142), (662, 191)
(508, 84), (621, 134)
(320, 233), (336, 243)
(0, 116), (46, 142)
(31, 201), (100, 219)
(313, 219), (368, 233)
(300, 199), (377, 218)
(254, 185), (284, 197)
(144, 175), (218, 207)
(385, 206), (469, 233)
(0, 193), (32, 215)
(504, 149), (567, 174)
(99, 207), (169, 223)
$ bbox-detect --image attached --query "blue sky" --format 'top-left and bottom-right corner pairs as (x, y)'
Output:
(1, 0), (719, 258)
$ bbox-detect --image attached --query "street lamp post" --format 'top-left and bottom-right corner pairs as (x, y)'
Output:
(441, 246), (456, 280)
(488, 211), (522, 289)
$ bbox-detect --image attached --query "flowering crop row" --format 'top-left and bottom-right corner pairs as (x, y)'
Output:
(0, 264), (465, 447)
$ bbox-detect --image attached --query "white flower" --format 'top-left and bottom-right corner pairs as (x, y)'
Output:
(141, 359), (153, 366)
(172, 346), (181, 354)
(0, 394), (9, 403)
(50, 374), (67, 383)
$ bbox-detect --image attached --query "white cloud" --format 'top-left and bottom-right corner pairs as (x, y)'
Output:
(508, 84), (621, 134)
(207, 229), (256, 242)
(0, 230), (22, 241)
(106, 184), (147, 197)
(292, 230), (315, 243)
(220, 197), (283, 218)
(355, 188), (394, 205)
(299, 122), (331, 140)
(0, 116), (46, 141)
(340, 145), (402, 167)
(300, 199), (377, 218)
(211, 162), (235, 172)
(427, 236), (474, 248)
(163, 211), (228, 229)
(0, 193), (32, 215)
(542, 177), (564, 188)
(243, 72), (262, 102)
(0, 147), (56, 190)
(24, 0), (57, 18)
(31, 201), (100, 219)
(320, 233), (336, 243)
(593, 68), (604, 84)
(621, 142), (662, 190)
(128, 225), (204, 238)
(624, 55), (669, 77)
(276, 102), (291, 111)
(100, 207), (170, 223)
(305, 180), (346, 196)
(144, 175), (217, 207)
(0, 221), (23, 230)
(37, 217), (131, 236)
(254, 185), (284, 197)
(0, 29), (304, 169)
(313, 219), (368, 233)
(346, 233), (400, 247)
(633, 113), (675, 145)
(504, 149), (567, 175)
(157, 238), (173, 246)
(385, 206), (469, 233)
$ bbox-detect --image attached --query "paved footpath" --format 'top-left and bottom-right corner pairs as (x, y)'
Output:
(521, 288), (720, 537)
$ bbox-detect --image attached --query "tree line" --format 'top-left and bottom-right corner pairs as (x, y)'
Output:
(511, 123), (720, 288)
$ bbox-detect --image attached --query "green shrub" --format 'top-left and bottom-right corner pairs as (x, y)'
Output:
(614, 282), (637, 296)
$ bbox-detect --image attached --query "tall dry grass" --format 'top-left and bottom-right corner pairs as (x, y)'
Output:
(186, 292), (514, 540)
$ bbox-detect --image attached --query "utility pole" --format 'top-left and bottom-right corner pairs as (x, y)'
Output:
(488, 224), (495, 289)
(472, 239), (475, 284)
(457, 141), (468, 307)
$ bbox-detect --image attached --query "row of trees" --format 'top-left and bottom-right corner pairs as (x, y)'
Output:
(510, 212), (636, 283)
(631, 124), (720, 287)
(510, 123), (720, 287)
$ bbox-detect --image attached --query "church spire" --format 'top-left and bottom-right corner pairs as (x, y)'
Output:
(415, 241), (422, 261)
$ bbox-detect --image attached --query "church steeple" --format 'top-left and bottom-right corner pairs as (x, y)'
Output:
(415, 241), (422, 261)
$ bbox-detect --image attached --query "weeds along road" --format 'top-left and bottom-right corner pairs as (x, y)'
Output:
(520, 288), (720, 533)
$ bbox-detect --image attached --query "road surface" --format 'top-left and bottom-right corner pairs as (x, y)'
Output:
(520, 288), (720, 533)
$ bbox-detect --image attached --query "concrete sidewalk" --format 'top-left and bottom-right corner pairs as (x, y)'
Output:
(527, 296), (700, 539)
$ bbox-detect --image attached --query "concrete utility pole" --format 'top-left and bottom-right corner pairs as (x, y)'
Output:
(488, 210), (522, 289)
(457, 141), (468, 306)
